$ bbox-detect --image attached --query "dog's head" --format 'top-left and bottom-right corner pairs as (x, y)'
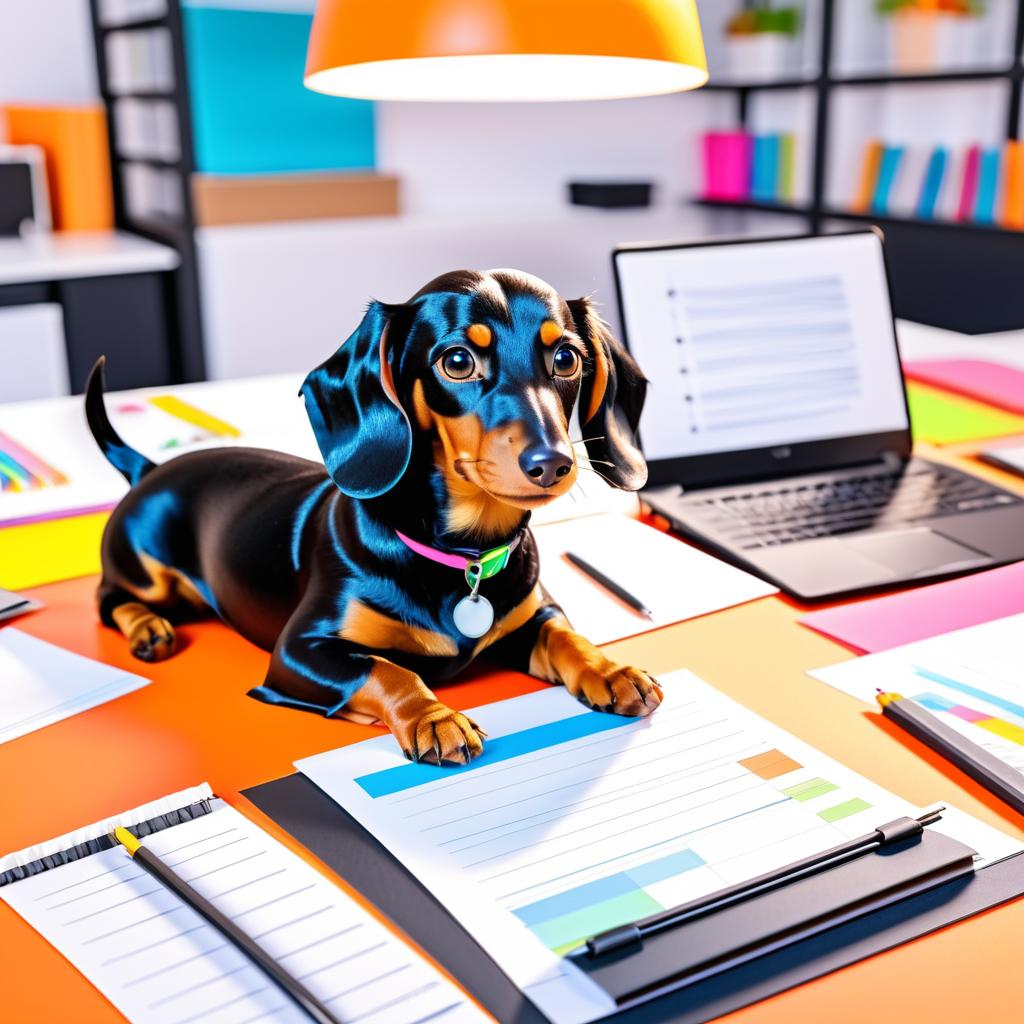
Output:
(302, 269), (647, 532)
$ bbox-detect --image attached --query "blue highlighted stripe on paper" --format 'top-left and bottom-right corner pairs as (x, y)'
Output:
(915, 692), (957, 712)
(513, 848), (706, 927)
(913, 667), (1024, 719)
(355, 711), (638, 798)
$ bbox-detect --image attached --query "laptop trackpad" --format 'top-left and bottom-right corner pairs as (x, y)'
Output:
(844, 529), (989, 577)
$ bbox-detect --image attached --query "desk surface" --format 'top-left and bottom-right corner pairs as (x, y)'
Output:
(0, 230), (179, 285)
(4, 353), (1024, 1022)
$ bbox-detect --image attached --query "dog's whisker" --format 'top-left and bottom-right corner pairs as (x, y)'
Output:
(576, 457), (616, 467)
(578, 464), (618, 486)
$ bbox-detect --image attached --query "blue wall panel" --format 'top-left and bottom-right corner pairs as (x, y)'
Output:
(182, 4), (375, 175)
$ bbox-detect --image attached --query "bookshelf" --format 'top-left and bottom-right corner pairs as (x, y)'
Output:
(88, 0), (205, 383)
(696, 0), (1024, 334)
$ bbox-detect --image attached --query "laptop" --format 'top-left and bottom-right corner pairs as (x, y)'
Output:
(612, 230), (1024, 601)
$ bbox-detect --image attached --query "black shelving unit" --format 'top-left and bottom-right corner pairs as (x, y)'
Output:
(88, 0), (206, 383)
(698, 0), (1024, 334)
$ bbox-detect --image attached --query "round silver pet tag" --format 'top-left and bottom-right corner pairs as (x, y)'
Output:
(453, 594), (494, 638)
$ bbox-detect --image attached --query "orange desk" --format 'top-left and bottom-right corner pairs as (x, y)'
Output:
(3, 444), (1024, 1024)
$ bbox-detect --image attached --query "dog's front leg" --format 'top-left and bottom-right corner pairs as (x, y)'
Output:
(491, 604), (662, 716)
(250, 633), (484, 765)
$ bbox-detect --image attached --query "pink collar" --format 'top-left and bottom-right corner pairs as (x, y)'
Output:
(395, 530), (469, 570)
(395, 529), (523, 576)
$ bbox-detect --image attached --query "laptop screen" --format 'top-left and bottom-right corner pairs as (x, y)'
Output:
(613, 232), (909, 471)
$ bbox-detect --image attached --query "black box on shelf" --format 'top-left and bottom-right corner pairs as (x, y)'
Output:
(569, 181), (653, 208)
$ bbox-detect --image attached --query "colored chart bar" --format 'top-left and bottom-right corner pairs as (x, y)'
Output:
(355, 711), (638, 798)
(914, 666), (1024, 720)
(782, 777), (839, 802)
(540, 889), (662, 955)
(148, 395), (242, 439)
(739, 749), (803, 780)
(819, 797), (872, 823)
(917, 692), (1024, 747)
(514, 849), (706, 930)
(0, 429), (68, 490)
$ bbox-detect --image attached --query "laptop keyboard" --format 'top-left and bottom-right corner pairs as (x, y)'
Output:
(686, 465), (1019, 550)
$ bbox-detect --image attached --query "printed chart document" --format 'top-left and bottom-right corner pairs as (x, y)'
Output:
(1, 797), (488, 1024)
(534, 514), (777, 644)
(0, 628), (149, 745)
(0, 374), (319, 527)
(811, 614), (1024, 773)
(296, 671), (1020, 1024)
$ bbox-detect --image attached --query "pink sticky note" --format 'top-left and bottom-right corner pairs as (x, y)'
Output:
(800, 561), (1024, 653)
(903, 359), (1024, 415)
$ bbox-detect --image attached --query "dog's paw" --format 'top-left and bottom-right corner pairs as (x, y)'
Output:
(575, 665), (662, 717)
(399, 703), (486, 767)
(128, 614), (177, 663)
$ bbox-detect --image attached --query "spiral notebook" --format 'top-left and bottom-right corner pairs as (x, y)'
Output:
(0, 784), (489, 1024)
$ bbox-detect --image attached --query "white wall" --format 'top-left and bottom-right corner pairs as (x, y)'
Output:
(0, 0), (99, 105)
(376, 91), (727, 215)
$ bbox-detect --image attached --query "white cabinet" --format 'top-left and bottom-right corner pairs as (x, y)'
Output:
(0, 304), (69, 402)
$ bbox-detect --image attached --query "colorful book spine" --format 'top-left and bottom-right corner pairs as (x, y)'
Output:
(974, 148), (1000, 224)
(751, 134), (780, 202)
(777, 134), (795, 202)
(956, 145), (981, 222)
(852, 140), (884, 213)
(917, 146), (948, 220)
(871, 145), (904, 214)
(702, 131), (753, 202)
(1001, 140), (1024, 230)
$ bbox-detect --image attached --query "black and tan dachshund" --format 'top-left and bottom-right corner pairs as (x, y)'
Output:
(85, 268), (662, 765)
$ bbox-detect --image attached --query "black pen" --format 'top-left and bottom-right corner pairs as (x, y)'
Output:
(565, 551), (654, 619)
(876, 690), (1024, 816)
(114, 827), (342, 1024)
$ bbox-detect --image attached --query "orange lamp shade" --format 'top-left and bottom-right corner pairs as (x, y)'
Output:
(305, 0), (707, 101)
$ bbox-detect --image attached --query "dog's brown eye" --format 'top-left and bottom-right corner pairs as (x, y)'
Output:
(552, 344), (580, 378)
(440, 347), (477, 381)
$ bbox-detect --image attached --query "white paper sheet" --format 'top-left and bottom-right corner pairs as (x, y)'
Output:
(296, 671), (1021, 1024)
(0, 800), (488, 1024)
(0, 374), (319, 527)
(0, 628), (149, 745)
(533, 514), (778, 644)
(810, 614), (1024, 773)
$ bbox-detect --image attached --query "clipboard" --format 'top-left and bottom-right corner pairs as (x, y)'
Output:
(243, 773), (1024, 1024)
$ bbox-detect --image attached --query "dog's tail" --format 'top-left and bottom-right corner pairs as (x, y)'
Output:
(84, 358), (156, 486)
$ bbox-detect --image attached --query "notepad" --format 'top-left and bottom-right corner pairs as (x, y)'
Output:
(0, 789), (488, 1024)
(0, 629), (149, 745)
(296, 671), (1020, 1024)
(532, 514), (777, 644)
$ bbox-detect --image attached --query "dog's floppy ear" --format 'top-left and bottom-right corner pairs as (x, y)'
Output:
(567, 297), (648, 491)
(301, 300), (412, 499)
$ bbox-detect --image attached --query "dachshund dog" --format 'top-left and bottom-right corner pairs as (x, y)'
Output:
(85, 269), (662, 765)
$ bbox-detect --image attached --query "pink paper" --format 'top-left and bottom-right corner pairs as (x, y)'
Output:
(903, 359), (1024, 415)
(800, 561), (1024, 653)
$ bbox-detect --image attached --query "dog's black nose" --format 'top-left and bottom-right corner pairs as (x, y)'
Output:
(520, 445), (573, 488)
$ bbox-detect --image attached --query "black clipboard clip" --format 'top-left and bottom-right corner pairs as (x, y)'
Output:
(567, 808), (979, 1010)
